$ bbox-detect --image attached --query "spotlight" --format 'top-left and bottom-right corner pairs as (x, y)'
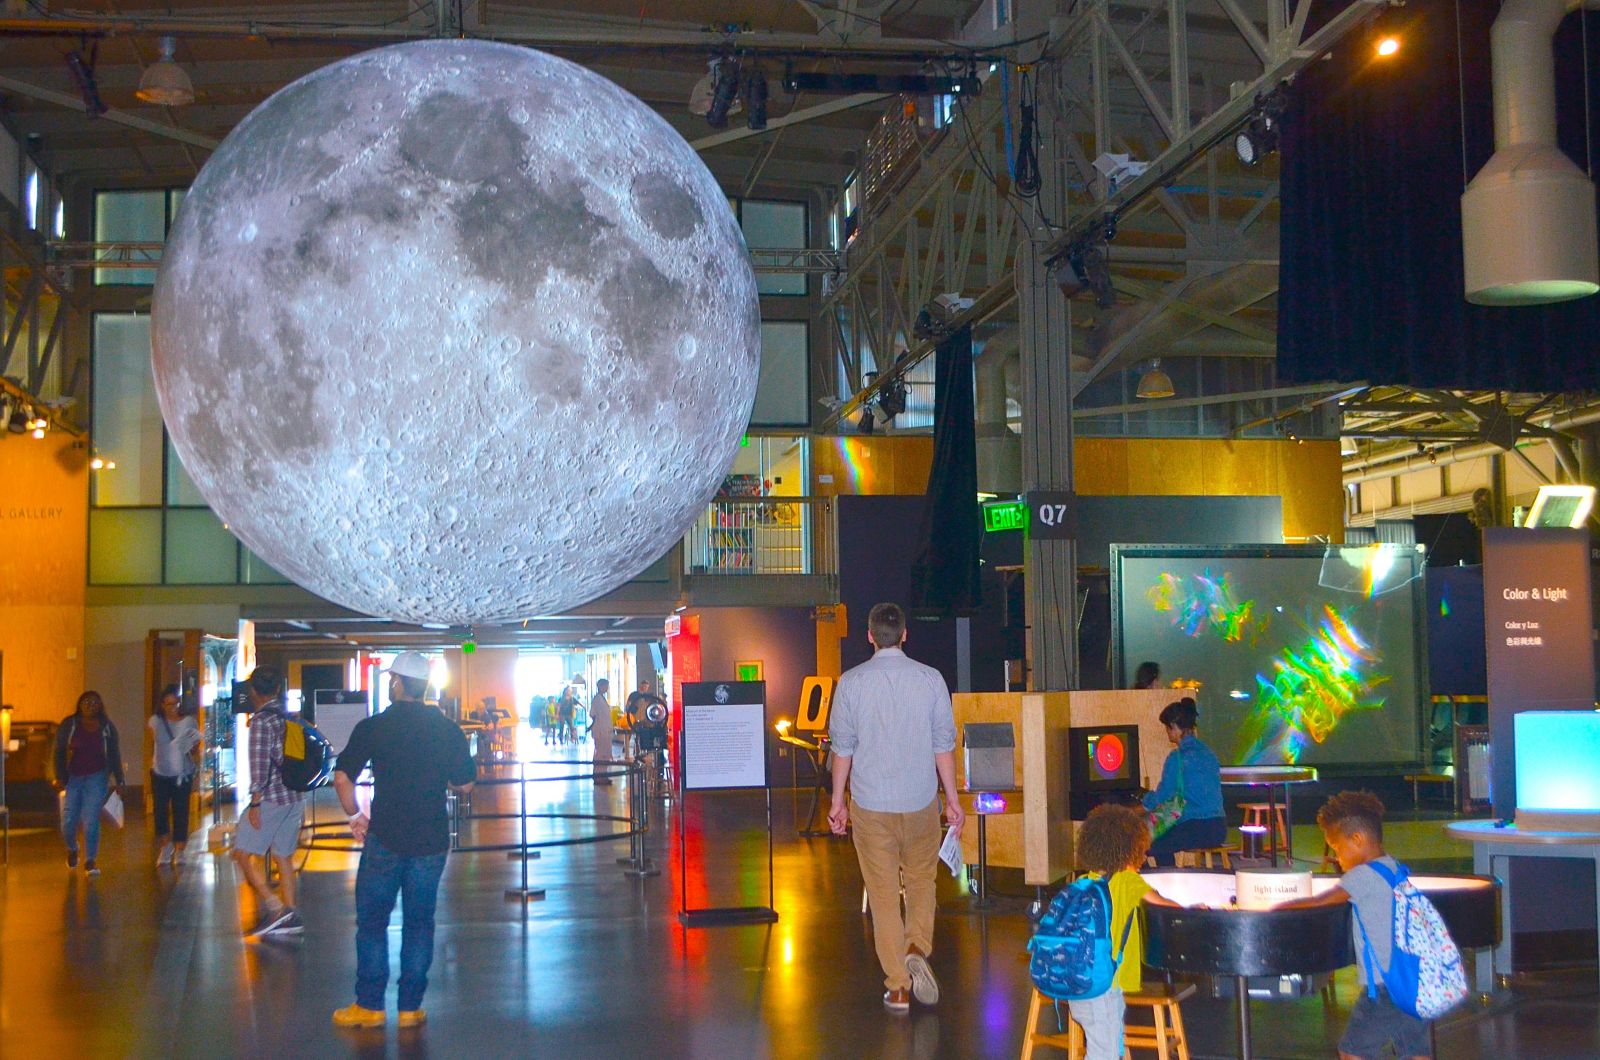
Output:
(1234, 92), (1287, 168)
(876, 378), (908, 419)
(743, 67), (768, 131)
(65, 48), (107, 118)
(90, 455), (104, 469)
(136, 37), (195, 106)
(858, 406), (876, 434)
(1375, 35), (1400, 58)
(1135, 359), (1175, 400)
(6, 405), (26, 434)
(705, 58), (741, 129)
(1069, 245), (1116, 308)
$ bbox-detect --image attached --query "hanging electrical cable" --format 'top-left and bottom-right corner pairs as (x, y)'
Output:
(1012, 65), (1041, 197)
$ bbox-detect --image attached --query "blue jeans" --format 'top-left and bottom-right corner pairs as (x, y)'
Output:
(62, 771), (110, 859)
(1150, 815), (1228, 867)
(354, 835), (447, 1011)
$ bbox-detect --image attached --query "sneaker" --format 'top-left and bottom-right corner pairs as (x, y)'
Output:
(66, 849), (78, 869)
(883, 988), (911, 1014)
(267, 910), (304, 935)
(397, 1009), (426, 1028)
(157, 843), (174, 866)
(905, 947), (939, 1006)
(332, 1004), (385, 1028)
(85, 860), (100, 877)
(248, 906), (294, 938)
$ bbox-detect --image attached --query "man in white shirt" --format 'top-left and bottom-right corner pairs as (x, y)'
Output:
(590, 678), (614, 786)
(828, 603), (964, 1014)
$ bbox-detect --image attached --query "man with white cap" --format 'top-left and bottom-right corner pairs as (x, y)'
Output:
(331, 651), (476, 1029)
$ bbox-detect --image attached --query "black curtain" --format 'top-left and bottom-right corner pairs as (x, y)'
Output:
(910, 326), (982, 615)
(1278, 0), (1600, 391)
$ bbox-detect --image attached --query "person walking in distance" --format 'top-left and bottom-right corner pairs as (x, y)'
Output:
(332, 652), (476, 1029)
(149, 684), (202, 866)
(54, 690), (126, 876)
(828, 603), (965, 1013)
(232, 666), (306, 937)
(232, 672), (305, 941)
(590, 678), (614, 786)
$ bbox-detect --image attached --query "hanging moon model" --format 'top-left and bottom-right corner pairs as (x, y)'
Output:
(152, 40), (760, 625)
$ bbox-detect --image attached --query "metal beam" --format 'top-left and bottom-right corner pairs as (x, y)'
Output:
(690, 93), (888, 150)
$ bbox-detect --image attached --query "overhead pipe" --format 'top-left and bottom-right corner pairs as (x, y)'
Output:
(1461, 0), (1600, 304)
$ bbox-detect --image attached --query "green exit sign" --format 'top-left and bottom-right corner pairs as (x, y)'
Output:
(983, 500), (1027, 533)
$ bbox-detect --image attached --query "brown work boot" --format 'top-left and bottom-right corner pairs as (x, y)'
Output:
(905, 946), (939, 1005)
(882, 988), (911, 1013)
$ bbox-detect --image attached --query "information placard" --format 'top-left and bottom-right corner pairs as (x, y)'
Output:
(681, 681), (767, 791)
(313, 689), (371, 756)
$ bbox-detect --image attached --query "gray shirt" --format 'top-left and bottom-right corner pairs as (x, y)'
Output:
(1344, 855), (1400, 985)
(829, 647), (956, 813)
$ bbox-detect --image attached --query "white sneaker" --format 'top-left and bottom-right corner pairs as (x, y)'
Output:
(157, 843), (175, 866)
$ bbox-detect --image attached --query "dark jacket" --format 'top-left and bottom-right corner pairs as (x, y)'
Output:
(53, 714), (126, 786)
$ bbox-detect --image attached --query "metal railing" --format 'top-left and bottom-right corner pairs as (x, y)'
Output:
(682, 495), (836, 576)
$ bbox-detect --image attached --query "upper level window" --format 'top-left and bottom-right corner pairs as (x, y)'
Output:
(735, 198), (808, 296)
(93, 188), (184, 285)
(23, 164), (39, 230)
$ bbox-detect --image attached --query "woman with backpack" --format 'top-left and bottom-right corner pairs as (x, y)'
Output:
(149, 684), (203, 866)
(1141, 697), (1226, 867)
(53, 690), (127, 875)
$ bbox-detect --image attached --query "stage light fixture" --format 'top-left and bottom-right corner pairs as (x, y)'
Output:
(1234, 113), (1278, 167)
(743, 68), (768, 131)
(705, 58), (741, 129)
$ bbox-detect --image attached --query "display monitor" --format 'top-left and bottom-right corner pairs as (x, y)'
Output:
(1112, 544), (1426, 767)
(1069, 725), (1141, 789)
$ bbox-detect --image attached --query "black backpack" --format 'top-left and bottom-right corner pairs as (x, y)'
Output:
(278, 715), (333, 791)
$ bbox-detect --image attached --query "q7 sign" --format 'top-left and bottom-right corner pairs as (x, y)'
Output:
(1024, 490), (1077, 540)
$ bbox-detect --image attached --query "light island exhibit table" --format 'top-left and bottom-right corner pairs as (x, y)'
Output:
(1141, 869), (1500, 1060)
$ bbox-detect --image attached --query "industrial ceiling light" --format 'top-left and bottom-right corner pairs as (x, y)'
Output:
(1462, 0), (1599, 305)
(137, 37), (195, 107)
(1135, 359), (1175, 399)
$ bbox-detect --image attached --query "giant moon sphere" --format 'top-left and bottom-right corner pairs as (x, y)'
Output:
(152, 41), (760, 625)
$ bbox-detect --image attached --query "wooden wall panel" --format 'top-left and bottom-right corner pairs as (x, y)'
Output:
(812, 436), (933, 496)
(0, 434), (88, 721)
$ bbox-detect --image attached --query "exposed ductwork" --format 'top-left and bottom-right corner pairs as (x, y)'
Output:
(975, 329), (1021, 493)
(1461, 0), (1600, 305)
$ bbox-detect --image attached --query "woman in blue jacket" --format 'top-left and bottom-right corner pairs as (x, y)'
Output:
(1141, 698), (1226, 867)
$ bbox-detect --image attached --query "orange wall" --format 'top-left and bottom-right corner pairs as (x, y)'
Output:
(1075, 437), (1344, 542)
(0, 435), (88, 721)
(812, 436), (934, 496)
(813, 434), (1342, 541)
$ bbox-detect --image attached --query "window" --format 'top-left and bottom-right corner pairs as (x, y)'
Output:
(93, 189), (183, 285)
(91, 314), (164, 506)
(53, 197), (65, 238)
(737, 198), (807, 296)
(752, 321), (810, 426)
(23, 163), (39, 230)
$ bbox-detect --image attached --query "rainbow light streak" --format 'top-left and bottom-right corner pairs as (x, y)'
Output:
(1237, 605), (1389, 763)
(1147, 568), (1255, 642)
(827, 437), (875, 493)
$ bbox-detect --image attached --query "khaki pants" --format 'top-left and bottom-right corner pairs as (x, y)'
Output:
(850, 797), (942, 991)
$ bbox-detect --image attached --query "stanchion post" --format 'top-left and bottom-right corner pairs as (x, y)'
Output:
(505, 759), (545, 902)
(622, 758), (659, 878)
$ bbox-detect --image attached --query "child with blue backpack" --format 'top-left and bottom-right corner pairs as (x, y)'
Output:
(1282, 790), (1465, 1060)
(1030, 804), (1173, 1059)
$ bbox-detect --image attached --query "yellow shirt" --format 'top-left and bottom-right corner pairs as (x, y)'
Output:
(1087, 869), (1153, 994)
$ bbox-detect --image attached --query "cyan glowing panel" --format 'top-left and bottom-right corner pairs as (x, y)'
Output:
(1515, 711), (1600, 811)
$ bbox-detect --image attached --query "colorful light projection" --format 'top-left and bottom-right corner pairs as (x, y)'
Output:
(1147, 568), (1255, 642)
(1236, 605), (1390, 763)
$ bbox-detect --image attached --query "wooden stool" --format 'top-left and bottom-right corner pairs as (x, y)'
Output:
(1404, 772), (1455, 809)
(1240, 802), (1289, 851)
(1175, 846), (1233, 870)
(1019, 984), (1195, 1060)
(1318, 841), (1340, 873)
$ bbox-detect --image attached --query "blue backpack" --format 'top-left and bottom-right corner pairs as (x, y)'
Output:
(1353, 860), (1468, 1020)
(1028, 875), (1137, 1001)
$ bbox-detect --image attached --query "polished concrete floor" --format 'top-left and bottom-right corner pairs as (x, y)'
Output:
(1, 743), (1596, 1059)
